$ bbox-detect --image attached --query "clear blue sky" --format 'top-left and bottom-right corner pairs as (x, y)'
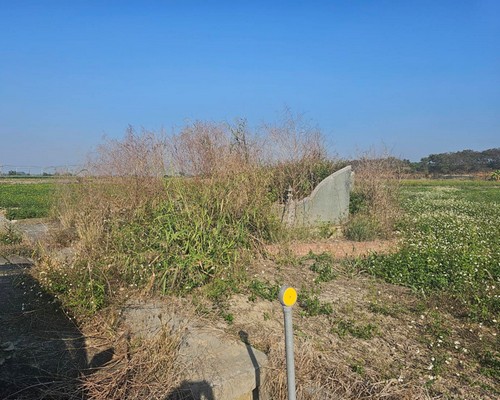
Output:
(1, 0), (499, 167)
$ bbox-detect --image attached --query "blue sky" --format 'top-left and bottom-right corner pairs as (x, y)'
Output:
(1, 0), (499, 167)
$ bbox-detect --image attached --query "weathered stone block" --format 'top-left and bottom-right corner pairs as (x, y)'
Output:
(123, 300), (268, 400)
(284, 165), (352, 226)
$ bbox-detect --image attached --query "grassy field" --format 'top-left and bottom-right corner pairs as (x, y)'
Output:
(0, 179), (56, 219)
(361, 179), (500, 322)
(3, 175), (499, 398)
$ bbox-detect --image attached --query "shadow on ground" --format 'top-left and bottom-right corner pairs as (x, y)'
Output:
(0, 261), (112, 399)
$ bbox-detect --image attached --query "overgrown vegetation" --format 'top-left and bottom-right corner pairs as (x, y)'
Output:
(36, 113), (358, 316)
(22, 114), (500, 399)
(344, 152), (402, 240)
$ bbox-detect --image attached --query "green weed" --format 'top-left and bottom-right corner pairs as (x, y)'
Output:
(248, 279), (281, 302)
(305, 251), (336, 282)
(332, 319), (378, 339)
(298, 290), (333, 316)
(0, 226), (22, 245)
(350, 363), (365, 375)
(368, 302), (405, 318)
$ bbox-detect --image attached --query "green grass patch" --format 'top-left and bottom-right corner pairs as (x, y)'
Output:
(0, 183), (55, 219)
(248, 279), (281, 302)
(358, 181), (500, 322)
(332, 319), (378, 339)
(298, 290), (333, 316)
(305, 251), (337, 282)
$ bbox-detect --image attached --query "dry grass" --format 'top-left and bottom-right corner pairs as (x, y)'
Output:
(224, 252), (499, 400)
(347, 150), (403, 239)
(261, 108), (343, 203)
(169, 119), (261, 177)
(82, 327), (182, 400)
(263, 340), (431, 400)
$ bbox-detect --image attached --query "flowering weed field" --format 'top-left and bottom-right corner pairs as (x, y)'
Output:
(362, 180), (500, 323)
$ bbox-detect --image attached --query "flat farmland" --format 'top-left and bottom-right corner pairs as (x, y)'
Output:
(0, 178), (56, 219)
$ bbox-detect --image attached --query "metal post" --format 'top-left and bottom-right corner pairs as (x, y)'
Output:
(279, 286), (297, 400)
(283, 306), (296, 400)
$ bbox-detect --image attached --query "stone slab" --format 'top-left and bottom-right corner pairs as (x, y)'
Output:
(12, 219), (55, 244)
(123, 300), (268, 400)
(0, 212), (11, 234)
(285, 165), (352, 226)
(2, 255), (32, 266)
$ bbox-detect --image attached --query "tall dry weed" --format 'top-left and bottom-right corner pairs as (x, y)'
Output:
(347, 149), (402, 239)
(169, 118), (260, 177)
(261, 108), (342, 202)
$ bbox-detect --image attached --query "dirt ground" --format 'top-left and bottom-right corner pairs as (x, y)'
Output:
(2, 231), (498, 399)
(214, 241), (499, 399)
(265, 238), (398, 259)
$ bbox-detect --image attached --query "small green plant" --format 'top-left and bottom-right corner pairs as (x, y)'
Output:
(479, 351), (500, 379)
(222, 312), (234, 324)
(0, 226), (22, 245)
(298, 290), (333, 316)
(248, 279), (281, 302)
(343, 214), (378, 241)
(332, 319), (378, 339)
(318, 222), (337, 239)
(306, 251), (336, 282)
(350, 363), (365, 375)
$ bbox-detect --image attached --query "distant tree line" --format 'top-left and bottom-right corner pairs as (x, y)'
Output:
(408, 148), (500, 174)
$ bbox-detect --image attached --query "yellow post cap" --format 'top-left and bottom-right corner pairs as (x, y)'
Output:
(279, 285), (297, 307)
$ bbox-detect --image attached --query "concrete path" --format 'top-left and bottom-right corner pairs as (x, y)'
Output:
(0, 256), (86, 399)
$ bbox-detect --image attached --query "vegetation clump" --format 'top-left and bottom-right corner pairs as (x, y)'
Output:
(306, 251), (336, 282)
(344, 152), (402, 241)
(37, 114), (348, 316)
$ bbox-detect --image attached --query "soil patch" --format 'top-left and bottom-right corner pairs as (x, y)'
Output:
(220, 255), (499, 399)
(265, 238), (398, 259)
